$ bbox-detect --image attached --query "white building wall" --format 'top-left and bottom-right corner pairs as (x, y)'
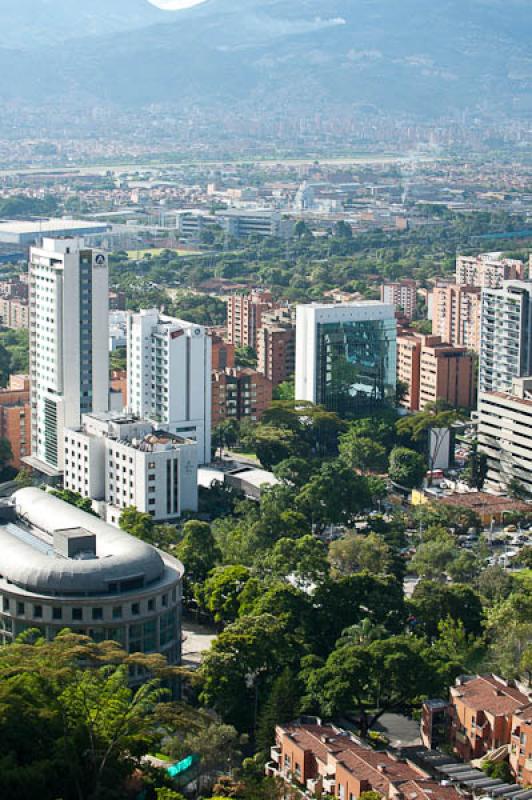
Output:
(295, 301), (396, 405)
(127, 310), (211, 463)
(29, 238), (109, 472)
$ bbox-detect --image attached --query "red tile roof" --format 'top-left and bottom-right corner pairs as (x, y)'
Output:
(451, 675), (530, 716)
(398, 780), (463, 800)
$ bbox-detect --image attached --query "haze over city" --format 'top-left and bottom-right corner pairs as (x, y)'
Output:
(0, 3), (530, 800)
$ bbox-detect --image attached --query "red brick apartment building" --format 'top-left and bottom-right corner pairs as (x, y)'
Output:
(397, 330), (475, 412)
(269, 720), (462, 800)
(510, 704), (532, 786)
(226, 289), (277, 348)
(211, 367), (272, 427)
(422, 675), (532, 785)
(0, 374), (31, 469)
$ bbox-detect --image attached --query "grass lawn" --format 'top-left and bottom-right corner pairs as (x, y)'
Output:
(126, 247), (199, 259)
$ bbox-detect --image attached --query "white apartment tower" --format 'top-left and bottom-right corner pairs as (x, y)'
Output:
(479, 281), (532, 394)
(127, 310), (211, 464)
(456, 253), (526, 288)
(28, 238), (109, 473)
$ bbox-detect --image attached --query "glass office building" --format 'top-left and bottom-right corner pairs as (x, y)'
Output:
(296, 302), (397, 416)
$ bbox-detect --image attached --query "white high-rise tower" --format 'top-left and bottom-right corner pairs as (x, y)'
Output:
(27, 238), (109, 474)
(127, 309), (212, 464)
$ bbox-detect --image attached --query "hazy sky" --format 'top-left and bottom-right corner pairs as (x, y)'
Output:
(146, 0), (209, 9)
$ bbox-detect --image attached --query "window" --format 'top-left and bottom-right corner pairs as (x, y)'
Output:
(113, 606), (123, 619)
(162, 593), (168, 608)
(33, 605), (43, 619)
(2, 596), (9, 612)
(92, 607), (103, 621)
(148, 598), (155, 612)
(17, 602), (24, 616)
(72, 608), (83, 621)
(131, 603), (140, 616)
(52, 607), (62, 620)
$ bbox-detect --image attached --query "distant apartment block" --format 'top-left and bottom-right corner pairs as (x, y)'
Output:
(269, 719), (463, 800)
(432, 283), (481, 352)
(397, 331), (475, 411)
(456, 253), (526, 288)
(226, 289), (277, 349)
(64, 412), (198, 526)
(256, 307), (296, 387)
(0, 296), (29, 329)
(380, 279), (417, 320)
(0, 375), (30, 469)
(212, 368), (272, 427)
(178, 209), (293, 241)
(478, 376), (532, 495)
(126, 309), (211, 464)
(479, 281), (532, 394)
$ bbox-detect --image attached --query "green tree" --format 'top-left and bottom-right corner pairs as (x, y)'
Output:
(304, 635), (453, 735)
(463, 440), (488, 490)
(176, 521), (221, 600)
(166, 721), (241, 791)
(200, 614), (297, 732)
(328, 532), (393, 577)
(200, 565), (252, 625)
(256, 669), (300, 759)
(50, 488), (96, 516)
(235, 346), (258, 369)
(296, 461), (371, 531)
(339, 431), (388, 474)
(410, 581), (483, 639)
(397, 401), (464, 482)
(119, 506), (155, 543)
(432, 617), (485, 672)
(261, 535), (328, 586)
(0, 631), (176, 800)
(388, 447), (426, 488)
(410, 534), (458, 580)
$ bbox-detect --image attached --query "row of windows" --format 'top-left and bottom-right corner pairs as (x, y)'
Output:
(1, 590), (176, 621)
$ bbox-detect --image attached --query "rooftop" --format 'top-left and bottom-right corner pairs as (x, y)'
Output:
(0, 488), (182, 597)
(451, 675), (531, 716)
(0, 218), (108, 234)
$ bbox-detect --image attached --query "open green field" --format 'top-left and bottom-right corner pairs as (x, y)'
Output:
(126, 247), (199, 259)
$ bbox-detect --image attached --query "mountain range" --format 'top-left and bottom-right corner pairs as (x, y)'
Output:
(0, 0), (530, 118)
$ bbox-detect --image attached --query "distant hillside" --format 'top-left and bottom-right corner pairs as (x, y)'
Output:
(0, 0), (530, 118)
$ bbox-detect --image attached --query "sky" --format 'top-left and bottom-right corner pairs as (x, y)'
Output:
(146, 0), (209, 9)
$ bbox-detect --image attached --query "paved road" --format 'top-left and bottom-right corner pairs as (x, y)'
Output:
(182, 620), (217, 667)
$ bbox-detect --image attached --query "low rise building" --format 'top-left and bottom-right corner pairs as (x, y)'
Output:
(269, 720), (462, 800)
(422, 675), (531, 767)
(380, 280), (418, 320)
(64, 412), (198, 526)
(510, 705), (532, 786)
(0, 374), (31, 469)
(212, 368), (273, 427)
(0, 488), (183, 679)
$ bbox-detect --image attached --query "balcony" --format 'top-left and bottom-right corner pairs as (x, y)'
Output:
(270, 746), (281, 764)
(323, 777), (336, 793)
